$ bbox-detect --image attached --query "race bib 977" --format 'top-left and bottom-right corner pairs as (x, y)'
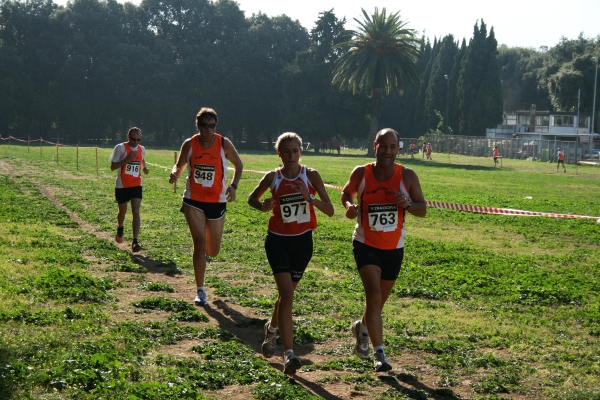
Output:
(279, 193), (310, 224)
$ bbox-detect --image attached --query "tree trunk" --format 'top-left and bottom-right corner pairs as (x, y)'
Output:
(367, 88), (382, 156)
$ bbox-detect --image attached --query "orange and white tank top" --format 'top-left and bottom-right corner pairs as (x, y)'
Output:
(353, 163), (407, 250)
(493, 148), (499, 157)
(268, 166), (317, 236)
(558, 150), (565, 161)
(118, 143), (144, 188)
(184, 134), (228, 203)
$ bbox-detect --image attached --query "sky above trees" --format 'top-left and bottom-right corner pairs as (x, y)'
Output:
(53, 0), (600, 49)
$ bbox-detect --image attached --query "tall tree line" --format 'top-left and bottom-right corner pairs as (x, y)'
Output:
(1, 0), (599, 145)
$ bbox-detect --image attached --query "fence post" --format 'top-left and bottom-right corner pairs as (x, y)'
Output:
(27, 135), (30, 152)
(40, 137), (42, 156)
(56, 141), (59, 164)
(173, 151), (177, 194)
(95, 147), (99, 176)
(76, 145), (79, 171)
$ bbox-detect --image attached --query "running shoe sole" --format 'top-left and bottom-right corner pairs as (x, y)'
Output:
(375, 361), (392, 372)
(283, 357), (302, 374)
(352, 321), (370, 359)
(261, 322), (277, 358)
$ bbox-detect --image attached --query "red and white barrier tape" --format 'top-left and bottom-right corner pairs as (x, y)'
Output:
(426, 201), (599, 220)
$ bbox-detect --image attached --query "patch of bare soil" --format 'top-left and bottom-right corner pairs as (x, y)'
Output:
(5, 161), (534, 399)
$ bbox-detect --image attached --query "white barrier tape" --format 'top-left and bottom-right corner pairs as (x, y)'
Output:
(146, 162), (172, 170)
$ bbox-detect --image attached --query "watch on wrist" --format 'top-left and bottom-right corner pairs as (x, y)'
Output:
(230, 183), (238, 190)
(309, 194), (316, 203)
(405, 201), (412, 209)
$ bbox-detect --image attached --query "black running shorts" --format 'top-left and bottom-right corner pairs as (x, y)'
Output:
(352, 240), (404, 281)
(265, 230), (313, 282)
(115, 186), (142, 204)
(181, 198), (226, 220)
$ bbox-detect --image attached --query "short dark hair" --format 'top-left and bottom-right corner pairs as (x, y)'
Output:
(196, 107), (218, 124)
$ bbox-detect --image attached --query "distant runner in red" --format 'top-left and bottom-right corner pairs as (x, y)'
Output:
(493, 146), (500, 167)
(556, 148), (566, 173)
(341, 128), (426, 372)
(109, 127), (149, 252)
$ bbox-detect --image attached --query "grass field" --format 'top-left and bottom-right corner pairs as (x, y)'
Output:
(1, 142), (600, 399)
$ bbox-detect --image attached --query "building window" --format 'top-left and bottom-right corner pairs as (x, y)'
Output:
(536, 116), (549, 126)
(553, 116), (574, 127)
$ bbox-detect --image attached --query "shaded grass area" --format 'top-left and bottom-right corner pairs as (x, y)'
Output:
(2, 145), (600, 398)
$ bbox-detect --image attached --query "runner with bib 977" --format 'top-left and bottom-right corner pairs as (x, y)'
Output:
(247, 132), (334, 374)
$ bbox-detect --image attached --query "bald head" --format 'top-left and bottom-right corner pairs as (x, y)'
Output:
(375, 129), (399, 145)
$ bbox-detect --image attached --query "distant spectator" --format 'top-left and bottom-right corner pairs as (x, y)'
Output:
(556, 148), (566, 173)
(493, 146), (500, 167)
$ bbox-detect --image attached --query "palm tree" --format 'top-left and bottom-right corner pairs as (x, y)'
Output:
(332, 7), (422, 154)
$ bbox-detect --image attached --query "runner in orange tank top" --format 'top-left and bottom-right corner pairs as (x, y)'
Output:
(248, 132), (333, 374)
(109, 127), (149, 252)
(169, 107), (243, 306)
(341, 128), (426, 372)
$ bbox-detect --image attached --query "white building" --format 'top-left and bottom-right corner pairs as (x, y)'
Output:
(486, 104), (595, 145)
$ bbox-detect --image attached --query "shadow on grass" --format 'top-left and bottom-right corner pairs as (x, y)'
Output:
(131, 254), (183, 276)
(291, 374), (344, 400)
(379, 373), (463, 400)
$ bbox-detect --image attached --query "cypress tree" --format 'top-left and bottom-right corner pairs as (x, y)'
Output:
(457, 20), (502, 135)
(424, 35), (458, 133)
(448, 38), (466, 135)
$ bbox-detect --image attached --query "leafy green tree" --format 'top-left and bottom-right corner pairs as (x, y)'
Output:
(538, 35), (600, 116)
(332, 7), (421, 153)
(281, 9), (369, 151)
(380, 35), (430, 137)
